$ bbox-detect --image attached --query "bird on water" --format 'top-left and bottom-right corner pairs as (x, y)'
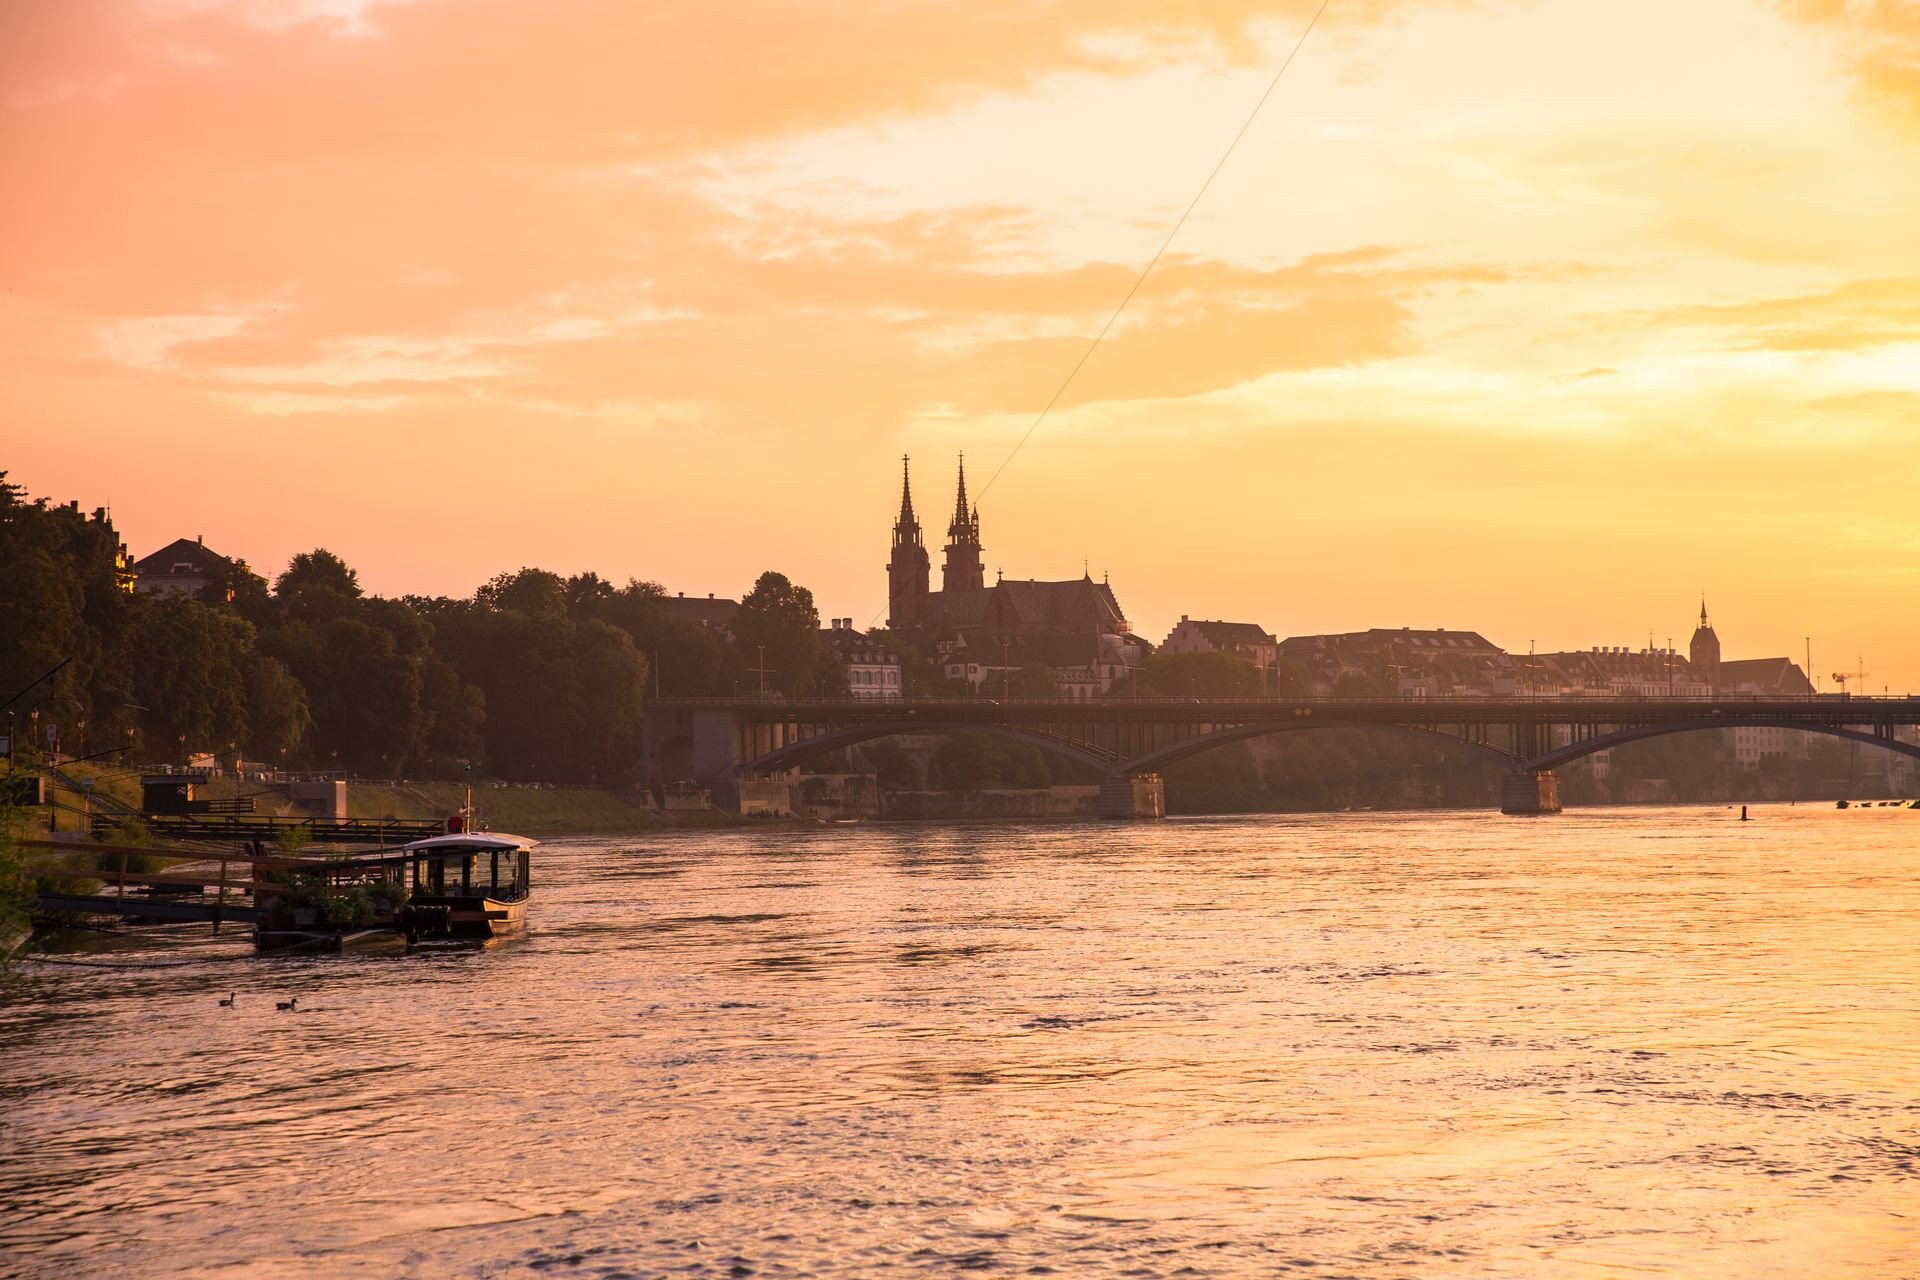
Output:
(218, 993), (236, 1007)
(276, 996), (298, 1011)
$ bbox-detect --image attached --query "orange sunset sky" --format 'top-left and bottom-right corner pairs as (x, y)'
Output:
(3, 0), (1918, 688)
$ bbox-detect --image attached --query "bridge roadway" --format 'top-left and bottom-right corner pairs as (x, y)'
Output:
(641, 694), (1920, 817)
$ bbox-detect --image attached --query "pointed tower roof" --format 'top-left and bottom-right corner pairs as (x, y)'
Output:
(952, 454), (971, 527)
(948, 454), (981, 542)
(897, 454), (917, 526)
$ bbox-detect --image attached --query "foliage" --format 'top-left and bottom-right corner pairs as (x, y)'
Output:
(0, 809), (29, 969)
(730, 571), (822, 696)
(863, 630), (956, 697)
(320, 888), (374, 929)
(929, 733), (1051, 789)
(1128, 652), (1261, 697)
(273, 549), (363, 618)
(0, 474), (843, 789)
(1006, 663), (1061, 698)
(127, 597), (254, 760)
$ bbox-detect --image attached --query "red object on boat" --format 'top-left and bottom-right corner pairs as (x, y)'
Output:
(446, 813), (467, 833)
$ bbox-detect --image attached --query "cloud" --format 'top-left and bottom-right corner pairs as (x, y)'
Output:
(1778, 0), (1920, 126)
(1624, 277), (1920, 352)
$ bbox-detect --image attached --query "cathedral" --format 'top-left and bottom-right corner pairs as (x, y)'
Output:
(885, 457), (1148, 689)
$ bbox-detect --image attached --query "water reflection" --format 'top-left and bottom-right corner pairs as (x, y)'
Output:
(1, 806), (1916, 1277)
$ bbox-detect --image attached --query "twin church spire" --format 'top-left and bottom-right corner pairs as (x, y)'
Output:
(889, 454), (985, 627)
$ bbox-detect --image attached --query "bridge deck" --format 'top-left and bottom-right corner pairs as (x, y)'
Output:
(648, 694), (1920, 725)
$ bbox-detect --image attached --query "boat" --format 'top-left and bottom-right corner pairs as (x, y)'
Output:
(394, 830), (536, 946)
(253, 821), (536, 952)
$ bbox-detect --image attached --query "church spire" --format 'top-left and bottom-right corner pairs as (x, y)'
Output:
(1699, 595), (1709, 627)
(887, 456), (930, 627)
(951, 454), (972, 535)
(941, 453), (985, 592)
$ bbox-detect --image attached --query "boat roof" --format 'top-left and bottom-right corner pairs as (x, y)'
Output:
(394, 832), (538, 853)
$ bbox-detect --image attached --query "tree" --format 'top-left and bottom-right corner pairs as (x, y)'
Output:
(1007, 663), (1061, 698)
(243, 653), (312, 762)
(273, 549), (363, 620)
(731, 571), (822, 696)
(127, 597), (254, 761)
(1130, 651), (1264, 697)
(864, 629), (962, 697)
(424, 573), (651, 783)
(0, 812), (27, 972)
(929, 733), (1051, 789)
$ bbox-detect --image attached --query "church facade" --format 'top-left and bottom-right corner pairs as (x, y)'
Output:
(885, 457), (1148, 692)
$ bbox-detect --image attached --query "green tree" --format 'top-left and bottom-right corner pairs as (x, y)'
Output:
(731, 571), (822, 696)
(0, 809), (28, 972)
(863, 630), (956, 697)
(127, 597), (254, 761)
(243, 653), (312, 763)
(1006, 663), (1061, 698)
(929, 733), (1051, 789)
(273, 549), (363, 620)
(1129, 651), (1265, 697)
(424, 573), (651, 783)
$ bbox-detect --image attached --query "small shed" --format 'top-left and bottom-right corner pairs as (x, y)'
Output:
(141, 772), (209, 814)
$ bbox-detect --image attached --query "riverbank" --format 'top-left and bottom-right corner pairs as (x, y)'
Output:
(26, 765), (742, 836)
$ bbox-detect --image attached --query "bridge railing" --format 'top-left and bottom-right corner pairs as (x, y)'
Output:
(645, 693), (1914, 708)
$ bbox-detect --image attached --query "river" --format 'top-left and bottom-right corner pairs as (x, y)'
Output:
(2, 805), (1915, 1278)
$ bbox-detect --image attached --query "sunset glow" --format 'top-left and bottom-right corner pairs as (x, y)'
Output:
(5, 0), (1919, 683)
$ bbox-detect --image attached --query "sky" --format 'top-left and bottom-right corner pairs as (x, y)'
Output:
(4, 0), (1919, 689)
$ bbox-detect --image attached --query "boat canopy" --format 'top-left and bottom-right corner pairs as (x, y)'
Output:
(393, 832), (537, 854)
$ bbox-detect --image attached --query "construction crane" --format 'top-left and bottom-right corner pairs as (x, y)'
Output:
(1832, 657), (1870, 692)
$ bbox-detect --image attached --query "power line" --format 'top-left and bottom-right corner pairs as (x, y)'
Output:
(975, 0), (1335, 503)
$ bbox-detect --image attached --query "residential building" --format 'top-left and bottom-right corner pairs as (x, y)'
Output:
(132, 536), (242, 601)
(1160, 617), (1278, 669)
(820, 618), (902, 701)
(659, 592), (740, 639)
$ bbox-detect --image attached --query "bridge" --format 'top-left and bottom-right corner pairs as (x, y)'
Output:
(641, 695), (1920, 817)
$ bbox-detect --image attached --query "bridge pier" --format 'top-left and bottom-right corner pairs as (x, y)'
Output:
(1500, 770), (1562, 816)
(1098, 774), (1165, 820)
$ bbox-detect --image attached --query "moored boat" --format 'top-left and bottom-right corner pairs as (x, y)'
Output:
(395, 831), (536, 946)
(252, 821), (536, 952)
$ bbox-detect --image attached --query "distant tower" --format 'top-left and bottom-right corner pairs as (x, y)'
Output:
(887, 456), (930, 628)
(1689, 596), (1721, 685)
(942, 455), (985, 593)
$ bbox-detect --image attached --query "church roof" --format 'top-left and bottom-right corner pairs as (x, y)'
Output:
(990, 577), (1128, 631)
(1717, 657), (1813, 695)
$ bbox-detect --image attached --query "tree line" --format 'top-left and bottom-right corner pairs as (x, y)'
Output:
(0, 474), (835, 784)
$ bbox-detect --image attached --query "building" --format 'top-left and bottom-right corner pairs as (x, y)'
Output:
(821, 618), (902, 701)
(938, 630), (1141, 698)
(1277, 628), (1511, 697)
(885, 456), (1149, 686)
(132, 536), (242, 601)
(658, 592), (740, 639)
(1160, 617), (1278, 669)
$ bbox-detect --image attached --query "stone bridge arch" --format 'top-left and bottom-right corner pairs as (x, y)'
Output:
(1522, 719), (1920, 772)
(1122, 719), (1520, 776)
(739, 721), (1117, 779)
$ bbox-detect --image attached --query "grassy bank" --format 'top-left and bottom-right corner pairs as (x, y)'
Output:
(28, 764), (736, 836)
(346, 781), (670, 835)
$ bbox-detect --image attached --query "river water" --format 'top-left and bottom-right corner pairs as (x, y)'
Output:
(1, 806), (1915, 1278)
